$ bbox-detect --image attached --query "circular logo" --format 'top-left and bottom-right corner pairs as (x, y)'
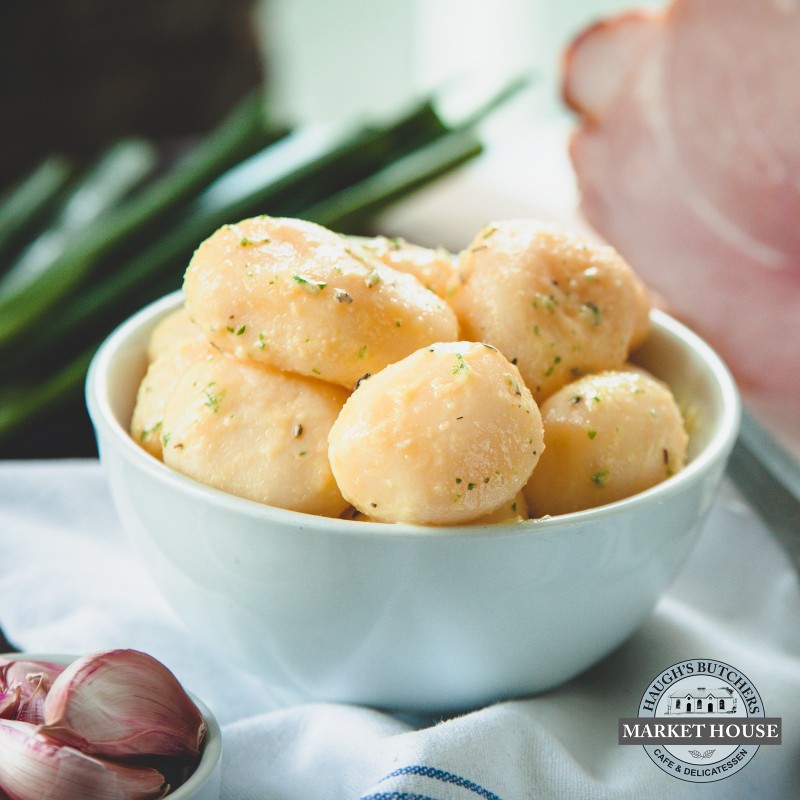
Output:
(633, 659), (768, 783)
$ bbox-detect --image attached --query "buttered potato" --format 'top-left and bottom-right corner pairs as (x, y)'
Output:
(146, 305), (205, 362)
(328, 341), (544, 525)
(473, 491), (529, 524)
(183, 216), (458, 389)
(340, 490), (528, 524)
(129, 213), (684, 525)
(160, 352), (350, 517)
(451, 220), (651, 402)
(523, 369), (687, 516)
(349, 235), (460, 299)
(131, 339), (213, 459)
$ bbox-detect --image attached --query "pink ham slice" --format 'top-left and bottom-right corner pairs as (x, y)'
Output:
(563, 0), (800, 403)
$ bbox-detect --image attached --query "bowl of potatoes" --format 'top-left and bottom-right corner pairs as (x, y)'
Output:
(86, 216), (740, 712)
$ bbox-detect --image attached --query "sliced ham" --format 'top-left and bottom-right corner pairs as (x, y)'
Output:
(563, 0), (800, 406)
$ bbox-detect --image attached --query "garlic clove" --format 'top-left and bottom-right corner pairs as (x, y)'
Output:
(0, 689), (20, 721)
(41, 649), (206, 759)
(0, 659), (64, 725)
(0, 659), (65, 691)
(0, 719), (169, 800)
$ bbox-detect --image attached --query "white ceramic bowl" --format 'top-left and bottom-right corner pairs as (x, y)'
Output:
(1, 652), (222, 800)
(86, 291), (740, 713)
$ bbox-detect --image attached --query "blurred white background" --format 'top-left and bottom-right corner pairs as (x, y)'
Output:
(256, 0), (658, 254)
(259, 0), (659, 124)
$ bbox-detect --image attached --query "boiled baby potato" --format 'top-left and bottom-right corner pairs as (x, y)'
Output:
(161, 351), (350, 517)
(340, 491), (529, 525)
(523, 369), (687, 516)
(328, 341), (544, 525)
(183, 216), (458, 389)
(451, 220), (651, 402)
(350, 235), (460, 299)
(473, 490), (529, 524)
(146, 305), (206, 362)
(131, 339), (213, 459)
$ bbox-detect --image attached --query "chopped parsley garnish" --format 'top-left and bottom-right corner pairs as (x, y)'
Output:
(591, 471), (608, 488)
(344, 246), (370, 267)
(364, 269), (382, 288)
(507, 375), (522, 395)
(544, 356), (561, 377)
(452, 353), (469, 375)
(533, 293), (557, 311)
(140, 421), (162, 441)
(333, 288), (353, 304)
(582, 301), (602, 326)
(292, 274), (327, 294)
(202, 382), (224, 413)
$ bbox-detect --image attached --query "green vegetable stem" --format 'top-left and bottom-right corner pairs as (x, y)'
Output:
(0, 156), (74, 268)
(0, 90), (281, 347)
(0, 138), (158, 295)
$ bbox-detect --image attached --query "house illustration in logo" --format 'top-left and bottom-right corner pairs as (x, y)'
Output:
(666, 686), (737, 715)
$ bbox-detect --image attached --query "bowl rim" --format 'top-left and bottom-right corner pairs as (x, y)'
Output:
(86, 290), (741, 540)
(0, 651), (222, 800)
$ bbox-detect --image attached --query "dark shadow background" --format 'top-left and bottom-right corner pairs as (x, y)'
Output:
(0, 0), (265, 458)
(0, 0), (264, 189)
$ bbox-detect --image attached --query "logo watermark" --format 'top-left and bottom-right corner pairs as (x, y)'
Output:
(619, 659), (782, 782)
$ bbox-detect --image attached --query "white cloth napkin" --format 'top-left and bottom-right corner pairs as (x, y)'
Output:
(1, 459), (798, 799)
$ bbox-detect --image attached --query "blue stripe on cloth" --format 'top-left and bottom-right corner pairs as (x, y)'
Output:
(371, 765), (504, 800)
(360, 794), (439, 800)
